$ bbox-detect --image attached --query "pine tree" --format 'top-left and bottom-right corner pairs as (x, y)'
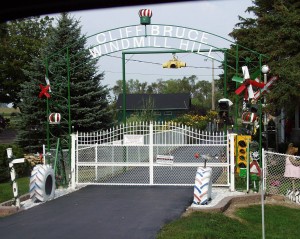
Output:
(227, 0), (300, 115)
(0, 17), (53, 107)
(18, 13), (113, 152)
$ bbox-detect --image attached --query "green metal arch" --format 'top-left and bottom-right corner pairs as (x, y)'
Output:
(44, 23), (269, 158)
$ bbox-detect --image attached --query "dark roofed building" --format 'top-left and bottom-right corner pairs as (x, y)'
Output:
(116, 93), (191, 122)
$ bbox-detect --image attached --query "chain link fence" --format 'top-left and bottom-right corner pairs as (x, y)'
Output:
(265, 151), (300, 200)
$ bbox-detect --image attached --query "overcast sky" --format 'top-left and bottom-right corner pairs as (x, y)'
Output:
(50, 0), (254, 89)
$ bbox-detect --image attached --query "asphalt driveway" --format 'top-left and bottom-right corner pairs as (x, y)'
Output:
(0, 185), (193, 239)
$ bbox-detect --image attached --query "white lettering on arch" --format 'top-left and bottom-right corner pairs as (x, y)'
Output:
(121, 39), (130, 49)
(135, 26), (143, 36)
(179, 39), (190, 51)
(89, 47), (102, 58)
(109, 41), (119, 52)
(108, 31), (116, 41)
(125, 27), (132, 38)
(200, 32), (209, 44)
(163, 26), (173, 37)
(175, 27), (185, 38)
(150, 25), (160, 35)
(133, 37), (145, 48)
(96, 33), (107, 44)
(187, 30), (198, 41)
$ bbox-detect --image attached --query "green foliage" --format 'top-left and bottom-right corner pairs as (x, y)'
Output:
(228, 0), (300, 114)
(0, 144), (29, 182)
(173, 114), (209, 130)
(18, 13), (113, 152)
(157, 205), (300, 239)
(0, 177), (29, 203)
(0, 16), (53, 107)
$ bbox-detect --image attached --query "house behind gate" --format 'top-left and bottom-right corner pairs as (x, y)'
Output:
(116, 93), (191, 122)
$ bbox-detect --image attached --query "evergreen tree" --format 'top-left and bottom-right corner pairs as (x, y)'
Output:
(227, 0), (300, 115)
(18, 13), (113, 152)
(0, 17), (53, 107)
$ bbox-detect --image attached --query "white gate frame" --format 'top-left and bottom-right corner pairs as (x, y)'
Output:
(71, 122), (236, 189)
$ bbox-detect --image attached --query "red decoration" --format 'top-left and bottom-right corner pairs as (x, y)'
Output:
(138, 9), (152, 17)
(242, 112), (258, 124)
(194, 153), (199, 159)
(235, 79), (265, 100)
(250, 160), (261, 176)
(39, 84), (51, 98)
(49, 113), (61, 124)
(253, 76), (278, 100)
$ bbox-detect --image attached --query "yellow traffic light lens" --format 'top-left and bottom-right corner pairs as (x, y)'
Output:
(238, 163), (246, 168)
(238, 140), (246, 147)
(239, 149), (245, 154)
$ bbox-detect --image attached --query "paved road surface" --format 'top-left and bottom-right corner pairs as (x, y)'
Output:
(0, 185), (193, 239)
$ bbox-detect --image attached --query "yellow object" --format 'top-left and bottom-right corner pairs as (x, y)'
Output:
(236, 135), (251, 173)
(162, 54), (186, 68)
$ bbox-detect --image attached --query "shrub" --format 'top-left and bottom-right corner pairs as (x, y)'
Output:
(0, 144), (30, 183)
(173, 113), (208, 131)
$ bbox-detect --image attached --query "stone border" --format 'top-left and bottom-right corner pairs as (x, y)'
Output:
(184, 193), (300, 216)
(0, 193), (30, 217)
(185, 194), (262, 214)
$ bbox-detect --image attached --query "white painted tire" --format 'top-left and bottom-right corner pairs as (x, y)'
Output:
(30, 164), (56, 202)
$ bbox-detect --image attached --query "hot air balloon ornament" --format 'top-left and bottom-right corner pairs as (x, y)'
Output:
(138, 9), (152, 37)
(49, 113), (61, 125)
(139, 9), (152, 25)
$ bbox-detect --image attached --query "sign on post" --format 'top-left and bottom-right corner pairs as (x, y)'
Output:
(156, 155), (174, 165)
(123, 134), (144, 145)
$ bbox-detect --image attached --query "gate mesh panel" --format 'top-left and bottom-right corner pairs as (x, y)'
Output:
(153, 166), (228, 185)
(77, 165), (149, 184)
(153, 145), (227, 163)
(77, 146), (95, 162)
(265, 151), (300, 196)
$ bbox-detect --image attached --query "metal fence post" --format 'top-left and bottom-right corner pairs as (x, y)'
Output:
(149, 122), (154, 185)
(229, 133), (237, 191)
(95, 143), (98, 181)
(71, 133), (76, 189)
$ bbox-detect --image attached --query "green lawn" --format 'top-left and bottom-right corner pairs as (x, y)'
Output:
(156, 205), (300, 239)
(0, 177), (30, 204)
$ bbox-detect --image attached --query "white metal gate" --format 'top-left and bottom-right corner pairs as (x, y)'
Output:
(71, 122), (230, 187)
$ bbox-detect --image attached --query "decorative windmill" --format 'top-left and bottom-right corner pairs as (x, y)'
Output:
(232, 66), (265, 103)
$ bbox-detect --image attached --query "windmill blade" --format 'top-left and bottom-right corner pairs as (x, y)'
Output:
(249, 80), (265, 88)
(250, 68), (261, 80)
(242, 66), (250, 79)
(232, 75), (244, 83)
(235, 84), (247, 95)
(248, 84), (254, 99)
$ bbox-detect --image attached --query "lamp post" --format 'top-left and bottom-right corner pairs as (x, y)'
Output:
(205, 58), (215, 111)
(261, 65), (270, 129)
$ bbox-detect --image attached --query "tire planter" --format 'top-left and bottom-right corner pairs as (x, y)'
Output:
(30, 164), (56, 202)
(193, 167), (212, 205)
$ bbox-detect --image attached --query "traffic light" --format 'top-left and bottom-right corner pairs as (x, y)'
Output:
(162, 54), (186, 69)
(162, 60), (186, 68)
(218, 99), (232, 124)
(236, 135), (251, 174)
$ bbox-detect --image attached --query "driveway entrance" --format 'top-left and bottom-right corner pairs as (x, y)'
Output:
(1, 186), (193, 239)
